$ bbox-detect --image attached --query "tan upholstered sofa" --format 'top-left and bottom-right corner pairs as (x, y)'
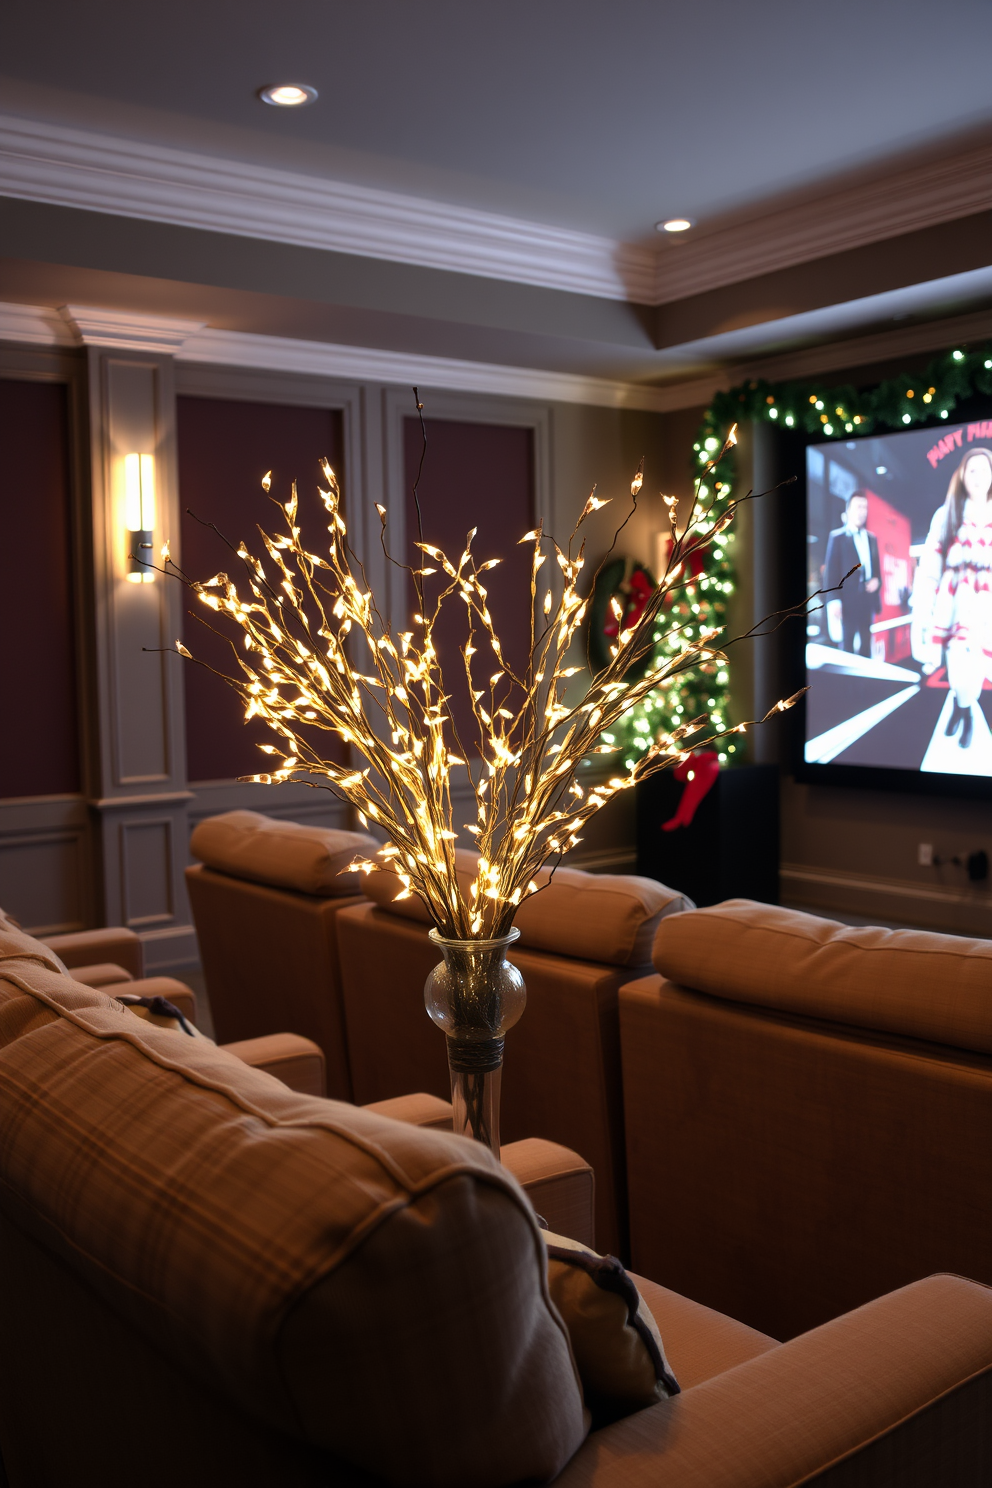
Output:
(336, 848), (693, 1258)
(186, 811), (379, 1099)
(621, 898), (992, 1342)
(3, 913), (992, 1486)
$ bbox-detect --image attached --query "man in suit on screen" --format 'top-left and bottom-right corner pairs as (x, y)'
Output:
(824, 491), (882, 656)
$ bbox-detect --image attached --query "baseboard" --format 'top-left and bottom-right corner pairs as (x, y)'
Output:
(138, 923), (199, 973)
(781, 863), (992, 936)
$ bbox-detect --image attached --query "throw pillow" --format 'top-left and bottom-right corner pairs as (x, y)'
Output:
(116, 994), (209, 1040)
(543, 1229), (679, 1425)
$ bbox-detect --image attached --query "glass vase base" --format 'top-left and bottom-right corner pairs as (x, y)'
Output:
(448, 1061), (502, 1160)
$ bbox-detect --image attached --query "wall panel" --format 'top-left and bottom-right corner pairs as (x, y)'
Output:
(0, 377), (80, 798)
(401, 414), (535, 753)
(176, 395), (345, 783)
(0, 796), (91, 934)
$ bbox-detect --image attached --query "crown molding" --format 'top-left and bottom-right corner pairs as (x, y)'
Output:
(637, 305), (992, 413)
(654, 136), (992, 305)
(0, 300), (68, 346)
(180, 325), (673, 408)
(732, 305), (992, 387)
(4, 112), (992, 315)
(60, 303), (206, 352)
(0, 300), (671, 410)
(0, 114), (655, 305)
(5, 294), (991, 418)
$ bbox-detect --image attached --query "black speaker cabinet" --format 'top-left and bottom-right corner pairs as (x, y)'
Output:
(636, 763), (780, 907)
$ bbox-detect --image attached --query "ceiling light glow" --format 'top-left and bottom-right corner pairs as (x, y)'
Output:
(657, 217), (694, 233)
(259, 83), (318, 107)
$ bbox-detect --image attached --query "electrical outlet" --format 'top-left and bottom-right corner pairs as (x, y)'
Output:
(918, 842), (934, 867)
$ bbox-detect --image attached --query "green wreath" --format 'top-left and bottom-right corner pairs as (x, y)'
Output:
(587, 556), (657, 682)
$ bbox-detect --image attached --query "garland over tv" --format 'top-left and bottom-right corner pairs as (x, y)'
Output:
(804, 414), (992, 787)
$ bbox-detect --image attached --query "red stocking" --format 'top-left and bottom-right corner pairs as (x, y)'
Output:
(661, 750), (720, 831)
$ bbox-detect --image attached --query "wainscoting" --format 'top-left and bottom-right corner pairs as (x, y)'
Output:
(0, 324), (662, 963)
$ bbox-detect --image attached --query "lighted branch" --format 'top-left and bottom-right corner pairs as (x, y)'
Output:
(164, 429), (803, 939)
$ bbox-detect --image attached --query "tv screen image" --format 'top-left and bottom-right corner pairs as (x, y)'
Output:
(805, 417), (992, 779)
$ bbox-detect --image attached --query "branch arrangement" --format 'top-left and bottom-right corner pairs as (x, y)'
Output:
(166, 424), (802, 938)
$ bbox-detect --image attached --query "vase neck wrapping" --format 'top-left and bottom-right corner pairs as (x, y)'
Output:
(446, 1034), (504, 1074)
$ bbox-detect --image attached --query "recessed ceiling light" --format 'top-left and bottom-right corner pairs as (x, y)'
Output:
(259, 83), (318, 108)
(657, 218), (694, 234)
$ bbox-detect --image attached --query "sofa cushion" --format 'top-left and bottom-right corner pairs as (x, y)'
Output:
(632, 1275), (779, 1390)
(543, 1229), (679, 1425)
(0, 947), (587, 1487)
(653, 898), (992, 1055)
(189, 811), (379, 897)
(364, 848), (691, 968)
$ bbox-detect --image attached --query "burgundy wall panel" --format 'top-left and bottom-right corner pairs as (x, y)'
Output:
(177, 397), (344, 783)
(0, 378), (80, 798)
(403, 417), (534, 753)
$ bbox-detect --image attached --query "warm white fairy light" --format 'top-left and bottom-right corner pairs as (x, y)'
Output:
(171, 429), (801, 939)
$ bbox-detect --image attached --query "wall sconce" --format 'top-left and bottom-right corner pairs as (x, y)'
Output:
(125, 452), (155, 583)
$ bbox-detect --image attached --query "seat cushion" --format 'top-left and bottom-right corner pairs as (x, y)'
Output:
(632, 1274), (779, 1390)
(0, 944), (587, 1487)
(189, 810), (379, 897)
(653, 898), (992, 1054)
(364, 848), (692, 968)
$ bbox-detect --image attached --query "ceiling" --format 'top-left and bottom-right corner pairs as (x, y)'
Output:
(3, 0), (992, 392)
(5, 0), (992, 243)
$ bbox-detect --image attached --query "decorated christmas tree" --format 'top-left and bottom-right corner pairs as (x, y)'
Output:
(603, 341), (992, 769)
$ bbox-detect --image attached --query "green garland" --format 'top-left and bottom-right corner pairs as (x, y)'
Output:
(607, 340), (992, 769)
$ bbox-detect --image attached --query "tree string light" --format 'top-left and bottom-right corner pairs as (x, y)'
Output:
(607, 340), (992, 769)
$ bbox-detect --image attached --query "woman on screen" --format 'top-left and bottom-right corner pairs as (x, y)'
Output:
(911, 446), (992, 749)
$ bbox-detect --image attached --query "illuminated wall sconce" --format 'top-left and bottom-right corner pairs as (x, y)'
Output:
(125, 452), (155, 583)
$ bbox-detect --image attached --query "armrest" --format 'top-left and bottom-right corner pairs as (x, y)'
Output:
(362, 1093), (453, 1129)
(221, 1033), (326, 1098)
(68, 963), (133, 989)
(501, 1138), (595, 1249)
(44, 927), (143, 979)
(555, 1273), (992, 1488)
(356, 1106), (596, 1246)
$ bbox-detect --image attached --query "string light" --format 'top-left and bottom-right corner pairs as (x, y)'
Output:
(170, 438), (799, 939)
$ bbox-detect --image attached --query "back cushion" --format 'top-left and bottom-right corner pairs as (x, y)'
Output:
(364, 849), (691, 968)
(0, 914), (72, 1044)
(0, 960), (586, 1487)
(653, 898), (992, 1055)
(189, 811), (379, 897)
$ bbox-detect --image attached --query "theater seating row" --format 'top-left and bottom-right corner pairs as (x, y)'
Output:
(184, 810), (992, 1344)
(3, 905), (991, 1485)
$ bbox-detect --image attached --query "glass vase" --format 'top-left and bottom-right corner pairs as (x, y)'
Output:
(424, 928), (526, 1160)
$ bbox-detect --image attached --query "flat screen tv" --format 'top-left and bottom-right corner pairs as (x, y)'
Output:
(800, 410), (992, 797)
